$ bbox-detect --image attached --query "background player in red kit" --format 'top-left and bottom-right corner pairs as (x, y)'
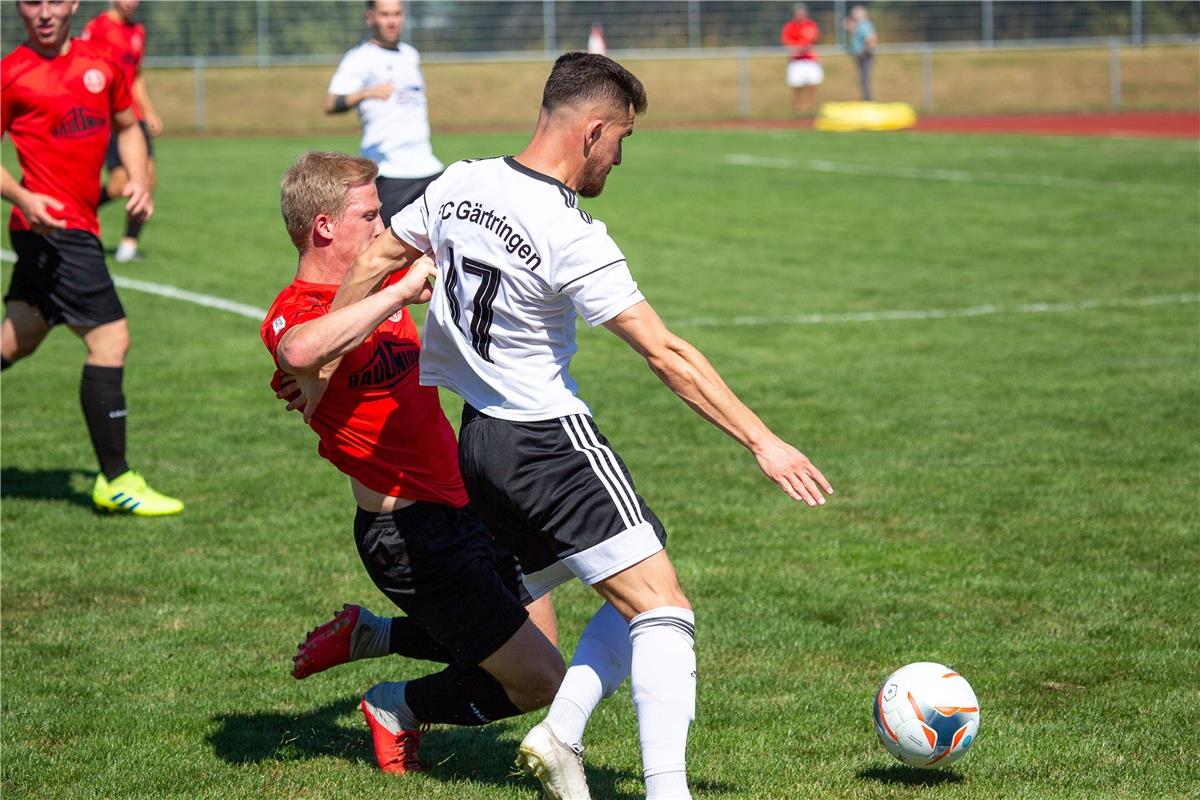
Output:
(1, 0), (182, 516)
(81, 0), (162, 263)
(781, 3), (823, 116)
(262, 151), (563, 774)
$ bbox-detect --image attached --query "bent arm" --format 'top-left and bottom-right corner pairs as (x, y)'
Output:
(325, 82), (392, 114)
(1, 160), (66, 232)
(114, 107), (153, 220)
(279, 254), (437, 376)
(604, 300), (833, 506)
(331, 229), (426, 312)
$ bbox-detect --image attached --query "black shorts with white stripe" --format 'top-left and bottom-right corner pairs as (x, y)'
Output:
(459, 404), (667, 599)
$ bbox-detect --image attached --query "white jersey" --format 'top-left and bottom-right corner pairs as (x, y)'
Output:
(327, 40), (443, 179)
(392, 157), (644, 421)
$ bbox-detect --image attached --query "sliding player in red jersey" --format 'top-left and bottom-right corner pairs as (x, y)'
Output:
(1, 0), (182, 516)
(262, 151), (564, 774)
(81, 0), (162, 263)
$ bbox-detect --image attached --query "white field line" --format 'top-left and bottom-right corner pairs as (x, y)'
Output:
(673, 293), (1200, 328)
(3, 248), (1194, 328)
(724, 154), (1188, 196)
(0, 247), (266, 320)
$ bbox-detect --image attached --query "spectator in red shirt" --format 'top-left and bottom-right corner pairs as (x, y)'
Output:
(1, 0), (182, 516)
(81, 0), (161, 264)
(781, 2), (823, 116)
(262, 151), (564, 774)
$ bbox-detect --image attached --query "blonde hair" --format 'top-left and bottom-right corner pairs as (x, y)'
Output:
(280, 151), (378, 252)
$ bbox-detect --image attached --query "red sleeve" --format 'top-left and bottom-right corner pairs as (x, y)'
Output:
(261, 294), (327, 362)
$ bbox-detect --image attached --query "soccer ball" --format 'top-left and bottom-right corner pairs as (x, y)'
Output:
(872, 662), (980, 768)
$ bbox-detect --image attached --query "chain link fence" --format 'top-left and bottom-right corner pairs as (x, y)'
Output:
(3, 1), (1198, 64)
(2, 1), (1196, 131)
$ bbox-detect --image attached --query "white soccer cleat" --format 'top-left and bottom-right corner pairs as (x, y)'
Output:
(114, 239), (138, 263)
(517, 721), (592, 800)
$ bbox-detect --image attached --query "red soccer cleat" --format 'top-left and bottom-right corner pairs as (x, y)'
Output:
(292, 604), (361, 679)
(361, 697), (424, 773)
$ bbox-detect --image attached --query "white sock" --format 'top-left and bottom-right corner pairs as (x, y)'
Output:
(349, 606), (392, 661)
(362, 680), (418, 732)
(545, 602), (631, 749)
(629, 606), (695, 800)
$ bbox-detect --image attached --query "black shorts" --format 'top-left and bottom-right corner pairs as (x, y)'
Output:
(377, 173), (440, 223)
(353, 501), (530, 667)
(458, 405), (667, 599)
(105, 120), (154, 171)
(5, 229), (125, 328)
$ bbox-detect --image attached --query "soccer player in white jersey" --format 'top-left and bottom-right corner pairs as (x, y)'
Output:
(318, 53), (834, 800)
(325, 1), (442, 221)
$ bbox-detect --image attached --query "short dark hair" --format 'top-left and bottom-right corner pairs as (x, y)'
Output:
(541, 52), (648, 116)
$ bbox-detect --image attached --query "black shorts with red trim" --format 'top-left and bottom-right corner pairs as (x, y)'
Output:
(458, 404), (667, 599)
(5, 229), (125, 328)
(353, 501), (531, 667)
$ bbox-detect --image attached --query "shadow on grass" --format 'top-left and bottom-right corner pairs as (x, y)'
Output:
(857, 765), (965, 786)
(0, 467), (93, 508)
(208, 696), (373, 767)
(209, 696), (693, 798)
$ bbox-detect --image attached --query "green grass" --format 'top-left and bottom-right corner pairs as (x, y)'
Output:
(2, 127), (1198, 799)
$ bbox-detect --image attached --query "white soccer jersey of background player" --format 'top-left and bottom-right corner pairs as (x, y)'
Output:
(327, 41), (444, 179)
(391, 156), (645, 421)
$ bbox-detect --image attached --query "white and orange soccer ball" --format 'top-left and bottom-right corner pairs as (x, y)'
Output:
(872, 662), (980, 768)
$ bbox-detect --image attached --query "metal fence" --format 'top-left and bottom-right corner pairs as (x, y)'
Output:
(2, 1), (1198, 65)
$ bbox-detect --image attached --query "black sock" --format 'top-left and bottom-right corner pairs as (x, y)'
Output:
(389, 617), (452, 663)
(124, 217), (144, 239)
(1, 356), (11, 371)
(80, 364), (129, 480)
(99, 186), (111, 206)
(405, 664), (522, 727)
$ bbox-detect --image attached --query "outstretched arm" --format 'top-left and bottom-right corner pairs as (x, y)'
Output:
(603, 300), (833, 507)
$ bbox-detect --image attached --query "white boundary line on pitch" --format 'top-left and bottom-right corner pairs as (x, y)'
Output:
(673, 293), (1200, 328)
(0, 247), (267, 320)
(723, 154), (1188, 196)
(3, 248), (1195, 328)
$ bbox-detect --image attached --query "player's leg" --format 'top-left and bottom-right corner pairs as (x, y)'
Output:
(592, 550), (696, 800)
(351, 503), (564, 772)
(3, 231), (62, 369)
(460, 407), (681, 798)
(58, 231), (181, 514)
(2, 300), (52, 368)
(293, 536), (557, 679)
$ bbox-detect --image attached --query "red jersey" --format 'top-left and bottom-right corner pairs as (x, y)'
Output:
(2, 40), (132, 236)
(261, 275), (469, 508)
(781, 18), (820, 61)
(80, 12), (145, 119)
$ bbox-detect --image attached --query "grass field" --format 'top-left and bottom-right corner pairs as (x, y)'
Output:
(2, 126), (1198, 799)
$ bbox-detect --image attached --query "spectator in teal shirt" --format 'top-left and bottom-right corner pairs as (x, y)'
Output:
(845, 4), (878, 101)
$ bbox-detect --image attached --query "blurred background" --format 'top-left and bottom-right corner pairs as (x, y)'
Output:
(2, 0), (1197, 133)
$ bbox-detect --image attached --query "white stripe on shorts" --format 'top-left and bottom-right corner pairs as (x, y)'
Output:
(560, 414), (645, 530)
(522, 522), (664, 598)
